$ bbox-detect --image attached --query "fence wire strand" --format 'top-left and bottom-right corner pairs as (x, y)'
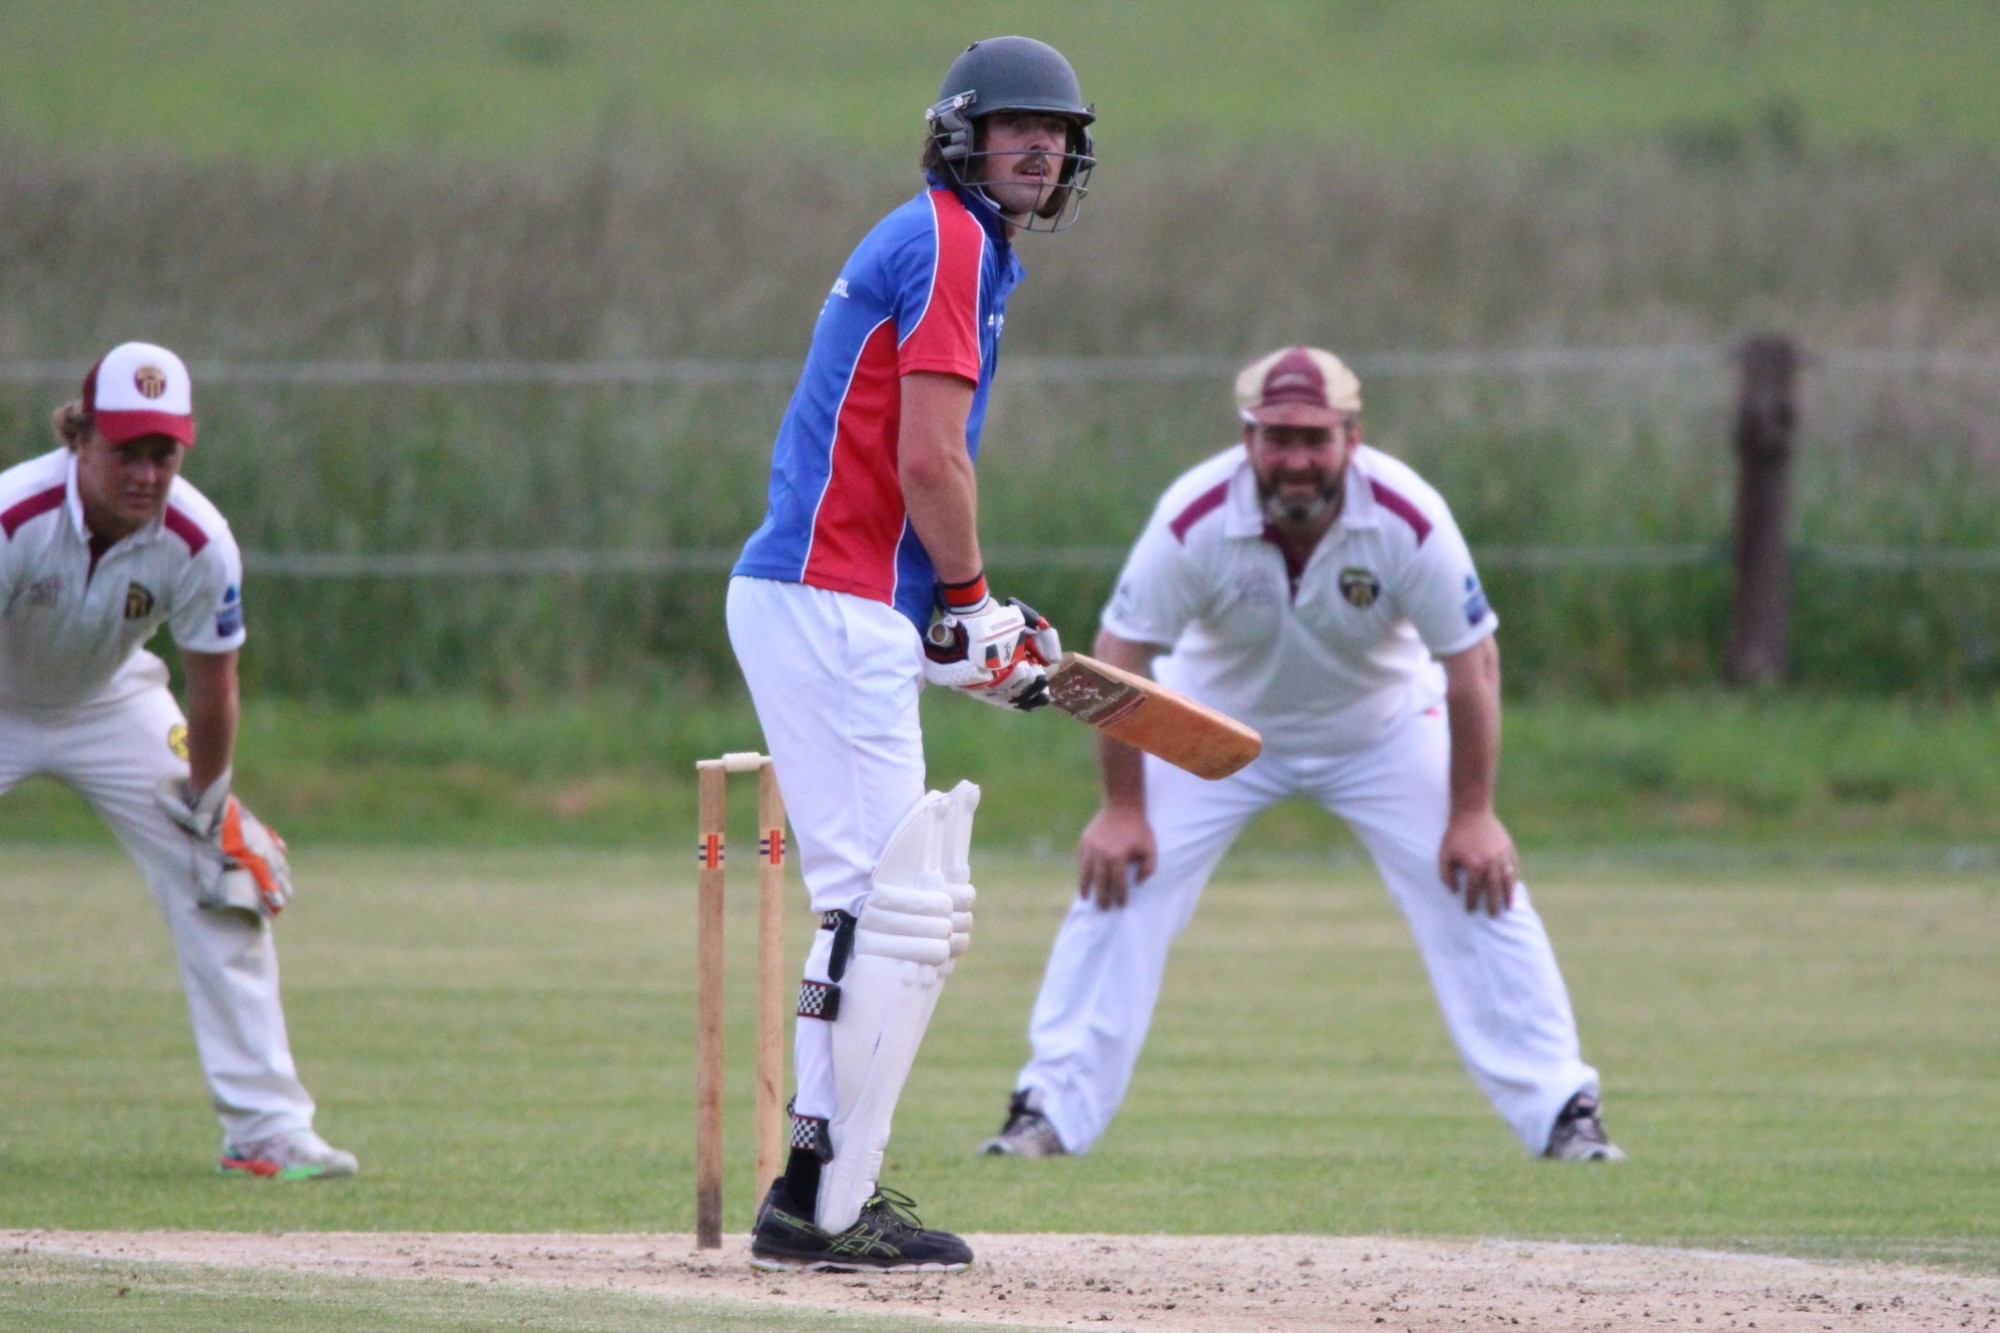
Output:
(9, 346), (1994, 577)
(6, 344), (2000, 387)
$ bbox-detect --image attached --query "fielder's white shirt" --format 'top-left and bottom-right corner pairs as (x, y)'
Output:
(0, 448), (245, 710)
(1102, 444), (1498, 756)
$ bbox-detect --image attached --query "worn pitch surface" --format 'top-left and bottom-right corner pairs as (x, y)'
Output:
(14, 1230), (1999, 1331)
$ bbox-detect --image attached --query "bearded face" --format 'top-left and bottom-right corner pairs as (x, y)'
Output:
(1246, 420), (1356, 526)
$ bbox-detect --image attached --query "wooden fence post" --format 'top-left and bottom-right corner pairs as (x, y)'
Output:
(1727, 336), (1800, 686)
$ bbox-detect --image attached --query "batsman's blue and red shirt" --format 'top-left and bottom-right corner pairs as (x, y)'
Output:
(734, 177), (1024, 630)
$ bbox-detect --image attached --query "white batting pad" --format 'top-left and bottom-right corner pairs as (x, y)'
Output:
(816, 783), (980, 1231)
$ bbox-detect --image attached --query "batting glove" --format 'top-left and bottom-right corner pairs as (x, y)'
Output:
(922, 576), (1060, 711)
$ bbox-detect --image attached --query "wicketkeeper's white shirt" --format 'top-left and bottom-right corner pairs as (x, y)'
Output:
(1102, 443), (1498, 756)
(0, 448), (246, 710)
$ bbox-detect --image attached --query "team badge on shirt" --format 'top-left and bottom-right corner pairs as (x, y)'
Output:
(167, 723), (190, 760)
(1339, 567), (1382, 609)
(124, 582), (155, 620)
(26, 574), (63, 608)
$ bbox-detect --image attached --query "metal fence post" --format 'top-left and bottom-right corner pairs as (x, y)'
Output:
(1727, 336), (1800, 685)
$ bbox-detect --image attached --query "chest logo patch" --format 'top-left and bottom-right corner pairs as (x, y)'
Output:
(124, 582), (156, 620)
(1339, 566), (1382, 609)
(134, 365), (168, 399)
(167, 723), (189, 760)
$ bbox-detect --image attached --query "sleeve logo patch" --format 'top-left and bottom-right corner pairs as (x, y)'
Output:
(167, 723), (189, 760)
(123, 582), (155, 620)
(1463, 573), (1491, 625)
(1339, 566), (1382, 609)
(215, 584), (243, 637)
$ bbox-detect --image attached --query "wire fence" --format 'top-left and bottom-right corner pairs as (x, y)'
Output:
(10, 341), (1992, 695)
(10, 343), (1997, 580)
(233, 543), (2000, 577)
(8, 345), (2000, 388)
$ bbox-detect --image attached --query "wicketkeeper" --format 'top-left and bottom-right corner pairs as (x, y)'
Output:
(0, 342), (355, 1181)
(982, 347), (1624, 1164)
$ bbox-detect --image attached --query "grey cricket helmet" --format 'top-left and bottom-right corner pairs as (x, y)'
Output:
(926, 35), (1096, 231)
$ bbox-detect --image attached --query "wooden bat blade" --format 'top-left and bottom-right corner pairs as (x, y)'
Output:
(1045, 652), (1262, 780)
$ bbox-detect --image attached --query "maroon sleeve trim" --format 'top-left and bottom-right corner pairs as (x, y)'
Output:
(1, 485), (66, 539)
(1167, 480), (1231, 545)
(1367, 479), (1432, 546)
(163, 506), (211, 556)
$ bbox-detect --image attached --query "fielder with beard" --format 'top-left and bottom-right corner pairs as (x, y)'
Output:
(980, 347), (1625, 1165)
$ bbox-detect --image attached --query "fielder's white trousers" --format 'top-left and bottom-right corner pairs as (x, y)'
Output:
(0, 656), (317, 1144)
(1017, 703), (1599, 1156)
(726, 577), (928, 1121)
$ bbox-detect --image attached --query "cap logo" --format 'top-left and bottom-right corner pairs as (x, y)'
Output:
(133, 365), (168, 400)
(1260, 350), (1329, 407)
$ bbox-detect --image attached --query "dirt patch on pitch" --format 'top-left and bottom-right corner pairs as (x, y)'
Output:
(12, 1229), (1998, 1330)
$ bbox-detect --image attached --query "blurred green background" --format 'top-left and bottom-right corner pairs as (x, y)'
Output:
(6, 0), (2000, 157)
(5, 4), (1999, 1292)
(2, 1), (1997, 844)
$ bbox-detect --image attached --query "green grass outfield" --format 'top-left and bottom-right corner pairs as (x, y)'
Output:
(3, 845), (1995, 1265)
(5, 691), (1998, 851)
(3, 1256), (1009, 1333)
(3, 0), (1999, 157)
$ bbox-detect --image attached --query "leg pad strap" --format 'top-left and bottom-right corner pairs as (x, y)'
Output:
(796, 979), (840, 1021)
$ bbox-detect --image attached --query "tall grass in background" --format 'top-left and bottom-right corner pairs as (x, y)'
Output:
(2, 138), (1996, 698)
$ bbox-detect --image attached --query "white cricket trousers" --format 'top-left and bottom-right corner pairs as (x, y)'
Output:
(1018, 703), (1599, 1156)
(726, 577), (928, 1121)
(0, 656), (317, 1144)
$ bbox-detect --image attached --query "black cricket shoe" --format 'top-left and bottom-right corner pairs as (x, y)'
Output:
(749, 1180), (973, 1272)
(1543, 1091), (1627, 1162)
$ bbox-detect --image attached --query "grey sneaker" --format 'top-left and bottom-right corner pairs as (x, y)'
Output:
(1543, 1092), (1626, 1162)
(219, 1128), (359, 1180)
(979, 1090), (1067, 1158)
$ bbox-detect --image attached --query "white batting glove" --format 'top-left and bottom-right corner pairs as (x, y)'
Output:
(921, 578), (1060, 711)
(157, 771), (295, 917)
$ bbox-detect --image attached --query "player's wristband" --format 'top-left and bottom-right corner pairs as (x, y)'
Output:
(940, 572), (989, 615)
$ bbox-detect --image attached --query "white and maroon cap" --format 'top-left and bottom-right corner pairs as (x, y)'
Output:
(1234, 346), (1361, 428)
(82, 341), (196, 446)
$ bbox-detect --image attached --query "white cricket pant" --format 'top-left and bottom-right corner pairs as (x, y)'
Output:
(1017, 703), (1598, 1156)
(0, 655), (317, 1143)
(726, 577), (928, 1122)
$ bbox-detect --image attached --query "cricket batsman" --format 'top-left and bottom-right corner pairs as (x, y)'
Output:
(726, 37), (1096, 1269)
(981, 348), (1625, 1164)
(0, 341), (356, 1180)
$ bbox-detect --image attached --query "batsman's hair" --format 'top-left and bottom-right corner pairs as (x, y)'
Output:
(50, 401), (93, 450)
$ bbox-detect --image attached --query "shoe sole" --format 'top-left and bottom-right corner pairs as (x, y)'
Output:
(978, 1139), (1065, 1158)
(750, 1253), (971, 1273)
(219, 1159), (357, 1181)
(1544, 1145), (1628, 1163)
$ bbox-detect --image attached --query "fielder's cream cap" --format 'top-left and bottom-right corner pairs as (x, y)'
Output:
(83, 341), (196, 446)
(1235, 346), (1361, 427)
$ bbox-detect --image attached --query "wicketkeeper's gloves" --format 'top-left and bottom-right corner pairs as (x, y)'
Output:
(156, 768), (296, 917)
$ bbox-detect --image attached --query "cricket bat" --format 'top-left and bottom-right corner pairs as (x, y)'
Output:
(1044, 652), (1262, 780)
